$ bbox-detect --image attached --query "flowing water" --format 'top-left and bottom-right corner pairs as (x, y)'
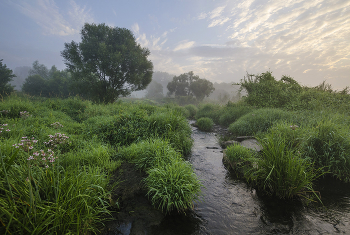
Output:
(106, 123), (350, 234)
(149, 124), (350, 235)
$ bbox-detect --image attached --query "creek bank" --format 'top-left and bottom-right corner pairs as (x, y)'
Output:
(101, 162), (164, 235)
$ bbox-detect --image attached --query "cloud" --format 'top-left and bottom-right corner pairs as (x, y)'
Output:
(132, 23), (140, 35)
(209, 6), (226, 19)
(173, 41), (195, 51)
(208, 17), (230, 27)
(11, 0), (93, 36)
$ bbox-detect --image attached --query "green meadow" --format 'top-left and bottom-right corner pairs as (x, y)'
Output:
(0, 94), (201, 234)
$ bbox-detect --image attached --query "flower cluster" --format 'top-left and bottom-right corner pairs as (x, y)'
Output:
(20, 111), (31, 119)
(0, 124), (11, 134)
(13, 136), (38, 152)
(51, 122), (63, 129)
(0, 110), (9, 115)
(27, 149), (56, 168)
(44, 133), (70, 148)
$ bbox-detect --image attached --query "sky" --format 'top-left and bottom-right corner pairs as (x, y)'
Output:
(0, 0), (349, 90)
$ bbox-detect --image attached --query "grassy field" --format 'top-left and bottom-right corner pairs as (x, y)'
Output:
(0, 94), (201, 234)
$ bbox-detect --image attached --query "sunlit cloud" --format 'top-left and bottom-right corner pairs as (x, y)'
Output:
(173, 40), (195, 51)
(11, 0), (93, 36)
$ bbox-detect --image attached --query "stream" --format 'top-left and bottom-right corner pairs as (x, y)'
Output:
(105, 123), (350, 234)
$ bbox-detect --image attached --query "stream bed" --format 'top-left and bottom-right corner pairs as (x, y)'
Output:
(105, 123), (350, 234)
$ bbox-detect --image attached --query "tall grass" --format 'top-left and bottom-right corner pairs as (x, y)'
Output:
(196, 117), (214, 132)
(0, 153), (111, 235)
(228, 108), (295, 136)
(145, 159), (202, 213)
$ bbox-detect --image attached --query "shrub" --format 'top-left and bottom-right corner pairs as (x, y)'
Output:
(184, 104), (198, 119)
(196, 117), (214, 132)
(144, 159), (202, 213)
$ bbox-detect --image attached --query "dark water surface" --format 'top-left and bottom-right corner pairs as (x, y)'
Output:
(150, 124), (350, 235)
(106, 124), (350, 235)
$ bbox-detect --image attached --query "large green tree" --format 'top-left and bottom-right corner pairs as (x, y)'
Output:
(167, 71), (214, 101)
(0, 59), (15, 97)
(61, 23), (153, 103)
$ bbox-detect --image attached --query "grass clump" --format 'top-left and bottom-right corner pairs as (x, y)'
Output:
(195, 103), (222, 123)
(117, 138), (202, 214)
(225, 144), (256, 177)
(228, 108), (294, 136)
(117, 138), (182, 170)
(196, 117), (214, 132)
(184, 104), (198, 119)
(218, 103), (254, 127)
(303, 120), (350, 181)
(144, 159), (202, 213)
(253, 131), (324, 200)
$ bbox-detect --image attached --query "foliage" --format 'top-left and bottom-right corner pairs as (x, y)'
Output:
(22, 61), (74, 98)
(145, 158), (202, 214)
(196, 117), (214, 132)
(167, 71), (214, 102)
(238, 71), (302, 108)
(61, 23), (153, 103)
(237, 71), (350, 113)
(190, 78), (215, 102)
(0, 59), (15, 97)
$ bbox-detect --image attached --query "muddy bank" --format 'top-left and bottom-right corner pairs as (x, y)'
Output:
(101, 162), (164, 235)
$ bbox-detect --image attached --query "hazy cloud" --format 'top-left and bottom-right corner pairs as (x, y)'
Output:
(11, 0), (93, 36)
(174, 40), (196, 51)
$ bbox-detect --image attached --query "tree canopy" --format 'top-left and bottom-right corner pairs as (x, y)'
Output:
(22, 61), (73, 98)
(167, 71), (214, 102)
(0, 59), (15, 97)
(61, 23), (153, 103)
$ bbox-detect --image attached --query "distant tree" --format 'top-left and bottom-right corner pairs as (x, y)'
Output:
(29, 60), (49, 79)
(145, 81), (164, 99)
(22, 74), (49, 96)
(22, 61), (73, 97)
(167, 71), (214, 101)
(0, 59), (15, 97)
(61, 23), (153, 103)
(190, 78), (215, 102)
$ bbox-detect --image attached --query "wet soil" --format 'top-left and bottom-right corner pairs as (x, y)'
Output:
(101, 162), (164, 235)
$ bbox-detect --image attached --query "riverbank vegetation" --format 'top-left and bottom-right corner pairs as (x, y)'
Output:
(0, 94), (200, 234)
(194, 71), (350, 201)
